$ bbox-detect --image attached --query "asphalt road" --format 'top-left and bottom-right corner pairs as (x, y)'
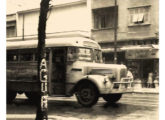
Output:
(7, 93), (159, 120)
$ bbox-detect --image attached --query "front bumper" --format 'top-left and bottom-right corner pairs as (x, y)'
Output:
(110, 78), (134, 93)
(100, 78), (134, 94)
(110, 82), (134, 93)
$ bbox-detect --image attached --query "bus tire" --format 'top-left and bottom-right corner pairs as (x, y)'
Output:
(7, 90), (17, 104)
(102, 94), (122, 103)
(25, 92), (40, 103)
(75, 82), (99, 107)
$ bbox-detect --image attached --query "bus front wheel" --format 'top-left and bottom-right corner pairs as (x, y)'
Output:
(102, 94), (122, 103)
(75, 82), (99, 107)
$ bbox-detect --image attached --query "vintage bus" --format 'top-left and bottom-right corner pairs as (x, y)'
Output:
(7, 37), (133, 107)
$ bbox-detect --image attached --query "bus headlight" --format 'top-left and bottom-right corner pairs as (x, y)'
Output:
(103, 76), (109, 85)
(110, 76), (116, 82)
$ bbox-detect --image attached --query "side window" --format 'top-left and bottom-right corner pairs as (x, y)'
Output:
(128, 6), (150, 25)
(93, 7), (116, 29)
(7, 51), (18, 61)
(77, 48), (92, 61)
(67, 47), (77, 61)
(20, 52), (33, 61)
(52, 48), (65, 63)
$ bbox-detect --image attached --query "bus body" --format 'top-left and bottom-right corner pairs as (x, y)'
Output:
(7, 37), (133, 107)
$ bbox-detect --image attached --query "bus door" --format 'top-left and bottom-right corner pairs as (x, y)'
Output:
(50, 47), (66, 95)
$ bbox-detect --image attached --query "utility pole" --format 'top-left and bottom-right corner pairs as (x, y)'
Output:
(22, 14), (24, 40)
(36, 0), (51, 120)
(114, 0), (118, 64)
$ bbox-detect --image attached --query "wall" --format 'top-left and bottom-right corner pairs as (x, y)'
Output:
(17, 11), (39, 37)
(91, 0), (159, 43)
(92, 0), (115, 9)
(126, 0), (158, 40)
(7, 14), (17, 38)
(46, 3), (91, 33)
(16, 2), (91, 37)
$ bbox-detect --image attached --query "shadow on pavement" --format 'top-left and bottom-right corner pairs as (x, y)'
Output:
(7, 98), (156, 119)
(46, 100), (154, 119)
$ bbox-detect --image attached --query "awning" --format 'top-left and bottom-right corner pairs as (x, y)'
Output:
(121, 46), (151, 51)
(125, 46), (159, 59)
(102, 48), (122, 53)
(101, 44), (159, 53)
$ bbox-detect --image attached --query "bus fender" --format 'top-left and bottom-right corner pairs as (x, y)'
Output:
(73, 75), (112, 95)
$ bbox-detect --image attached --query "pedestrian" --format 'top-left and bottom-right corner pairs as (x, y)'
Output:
(147, 72), (153, 88)
(127, 68), (134, 81)
(153, 71), (159, 88)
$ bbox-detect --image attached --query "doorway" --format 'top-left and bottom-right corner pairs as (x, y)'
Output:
(51, 47), (67, 95)
(142, 59), (154, 79)
(140, 59), (154, 87)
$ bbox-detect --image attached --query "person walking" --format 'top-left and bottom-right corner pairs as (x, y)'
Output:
(127, 68), (134, 81)
(147, 72), (153, 88)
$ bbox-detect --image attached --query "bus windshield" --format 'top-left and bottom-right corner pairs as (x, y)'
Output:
(67, 47), (103, 63)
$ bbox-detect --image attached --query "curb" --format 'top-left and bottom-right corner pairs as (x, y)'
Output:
(132, 89), (159, 94)
(133, 91), (159, 94)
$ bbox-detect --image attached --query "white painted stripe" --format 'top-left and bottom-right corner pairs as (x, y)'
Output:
(7, 114), (36, 118)
(7, 114), (80, 120)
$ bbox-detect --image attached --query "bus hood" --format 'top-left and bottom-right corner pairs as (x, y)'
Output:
(72, 62), (127, 81)
(73, 62), (127, 70)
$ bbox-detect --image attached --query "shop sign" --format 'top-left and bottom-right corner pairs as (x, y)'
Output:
(126, 49), (159, 59)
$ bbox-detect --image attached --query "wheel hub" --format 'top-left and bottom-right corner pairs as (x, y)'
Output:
(79, 88), (93, 102)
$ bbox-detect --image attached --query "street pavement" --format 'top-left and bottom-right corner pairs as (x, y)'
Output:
(7, 93), (159, 120)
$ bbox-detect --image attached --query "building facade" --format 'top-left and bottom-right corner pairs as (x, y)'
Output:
(91, 0), (159, 87)
(7, 0), (92, 41)
(7, 0), (159, 87)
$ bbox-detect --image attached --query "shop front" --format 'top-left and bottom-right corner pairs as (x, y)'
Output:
(102, 48), (126, 64)
(125, 46), (159, 88)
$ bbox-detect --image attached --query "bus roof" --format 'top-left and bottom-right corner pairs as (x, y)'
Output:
(7, 37), (101, 50)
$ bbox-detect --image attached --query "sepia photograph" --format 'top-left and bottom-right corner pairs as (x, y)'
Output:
(6, 0), (159, 119)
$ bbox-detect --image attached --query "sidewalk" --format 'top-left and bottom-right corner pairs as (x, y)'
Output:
(133, 87), (159, 94)
(132, 80), (159, 94)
